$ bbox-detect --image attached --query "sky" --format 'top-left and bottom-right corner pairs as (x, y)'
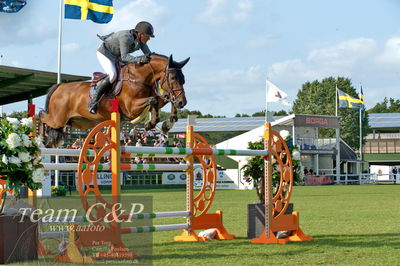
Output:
(1, 0), (400, 117)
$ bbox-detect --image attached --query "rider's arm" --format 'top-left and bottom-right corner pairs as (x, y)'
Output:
(119, 35), (140, 64)
(119, 34), (148, 64)
(141, 43), (151, 55)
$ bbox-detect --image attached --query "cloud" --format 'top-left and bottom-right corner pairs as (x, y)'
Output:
(307, 38), (376, 68)
(0, 2), (57, 47)
(62, 43), (80, 54)
(375, 36), (400, 65)
(268, 38), (377, 84)
(246, 36), (271, 49)
(100, 0), (167, 34)
(185, 65), (266, 115)
(198, 0), (254, 25)
(233, 0), (254, 21)
(191, 65), (263, 92)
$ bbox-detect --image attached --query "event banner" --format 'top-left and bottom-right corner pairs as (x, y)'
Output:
(162, 169), (237, 189)
(75, 172), (123, 187)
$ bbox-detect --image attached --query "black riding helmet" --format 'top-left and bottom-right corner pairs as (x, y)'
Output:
(135, 21), (155, 38)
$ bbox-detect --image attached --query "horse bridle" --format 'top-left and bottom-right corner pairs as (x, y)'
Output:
(157, 65), (184, 104)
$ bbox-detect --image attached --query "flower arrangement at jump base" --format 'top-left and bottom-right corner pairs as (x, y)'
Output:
(0, 116), (43, 213)
(241, 130), (302, 203)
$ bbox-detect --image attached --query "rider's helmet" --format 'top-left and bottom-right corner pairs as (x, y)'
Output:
(135, 21), (155, 38)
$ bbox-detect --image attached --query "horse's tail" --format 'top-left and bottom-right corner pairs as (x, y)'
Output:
(45, 127), (65, 148)
(44, 83), (61, 113)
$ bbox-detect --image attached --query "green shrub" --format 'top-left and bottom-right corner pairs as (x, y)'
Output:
(51, 185), (67, 196)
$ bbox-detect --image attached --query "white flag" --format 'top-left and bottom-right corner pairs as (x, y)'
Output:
(266, 80), (290, 106)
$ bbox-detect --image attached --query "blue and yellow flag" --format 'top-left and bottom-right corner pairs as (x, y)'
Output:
(359, 86), (364, 106)
(0, 0), (26, 13)
(338, 89), (364, 109)
(65, 0), (113, 24)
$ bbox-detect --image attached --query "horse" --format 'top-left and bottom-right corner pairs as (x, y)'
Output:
(39, 53), (190, 148)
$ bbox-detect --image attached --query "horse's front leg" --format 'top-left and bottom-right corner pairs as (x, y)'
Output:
(144, 98), (160, 131)
(161, 105), (178, 134)
(170, 105), (178, 123)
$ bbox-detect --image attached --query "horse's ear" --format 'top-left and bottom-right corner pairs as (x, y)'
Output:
(177, 57), (190, 68)
(168, 54), (173, 67)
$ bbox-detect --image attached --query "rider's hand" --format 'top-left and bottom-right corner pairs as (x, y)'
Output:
(139, 55), (151, 64)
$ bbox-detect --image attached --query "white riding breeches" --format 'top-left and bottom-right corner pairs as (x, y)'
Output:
(96, 51), (117, 83)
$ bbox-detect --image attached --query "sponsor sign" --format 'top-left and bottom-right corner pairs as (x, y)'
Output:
(75, 172), (123, 187)
(193, 167), (237, 189)
(305, 176), (334, 185)
(294, 114), (339, 128)
(177, 133), (186, 139)
(162, 172), (187, 185)
(162, 168), (237, 189)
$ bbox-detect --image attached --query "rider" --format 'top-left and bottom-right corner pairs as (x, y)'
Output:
(88, 21), (155, 114)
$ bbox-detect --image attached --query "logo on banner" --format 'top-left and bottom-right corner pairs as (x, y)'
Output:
(194, 167), (203, 188)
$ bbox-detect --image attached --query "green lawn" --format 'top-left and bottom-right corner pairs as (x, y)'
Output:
(14, 185), (400, 265)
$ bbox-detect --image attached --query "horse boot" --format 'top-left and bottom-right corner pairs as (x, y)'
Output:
(88, 77), (111, 114)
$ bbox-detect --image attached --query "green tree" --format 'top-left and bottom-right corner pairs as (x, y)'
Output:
(241, 134), (302, 202)
(368, 97), (400, 113)
(292, 77), (370, 150)
(273, 110), (288, 116)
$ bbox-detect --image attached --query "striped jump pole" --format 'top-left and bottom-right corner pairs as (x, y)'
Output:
(121, 223), (189, 234)
(123, 145), (268, 157)
(43, 163), (190, 171)
(40, 147), (187, 158)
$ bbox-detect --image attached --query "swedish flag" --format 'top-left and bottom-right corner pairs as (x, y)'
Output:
(359, 86), (364, 105)
(65, 0), (113, 24)
(338, 89), (364, 109)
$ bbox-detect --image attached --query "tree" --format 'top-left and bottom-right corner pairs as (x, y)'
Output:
(292, 77), (370, 150)
(368, 97), (400, 113)
(273, 110), (288, 116)
(241, 132), (302, 202)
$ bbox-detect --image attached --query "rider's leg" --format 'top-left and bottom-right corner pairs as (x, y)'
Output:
(88, 77), (111, 114)
(88, 52), (117, 114)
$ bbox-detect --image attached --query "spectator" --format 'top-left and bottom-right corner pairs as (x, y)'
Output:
(309, 168), (314, 176)
(136, 139), (142, 147)
(303, 167), (309, 176)
(71, 138), (83, 149)
(125, 138), (133, 146)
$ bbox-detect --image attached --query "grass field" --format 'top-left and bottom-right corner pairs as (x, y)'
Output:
(13, 185), (400, 265)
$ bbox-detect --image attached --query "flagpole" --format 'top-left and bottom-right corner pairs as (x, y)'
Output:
(335, 85), (338, 117)
(57, 0), (64, 84)
(359, 108), (362, 160)
(265, 79), (268, 123)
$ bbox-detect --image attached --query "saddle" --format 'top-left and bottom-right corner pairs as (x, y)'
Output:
(89, 64), (123, 100)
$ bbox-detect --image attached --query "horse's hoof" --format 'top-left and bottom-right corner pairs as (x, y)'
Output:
(144, 122), (154, 131)
(161, 121), (172, 134)
(170, 116), (178, 123)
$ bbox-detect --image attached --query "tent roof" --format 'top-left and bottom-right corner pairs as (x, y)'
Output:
(0, 65), (90, 105)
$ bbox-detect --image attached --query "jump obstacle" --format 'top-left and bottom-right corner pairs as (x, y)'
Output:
(1, 101), (312, 262)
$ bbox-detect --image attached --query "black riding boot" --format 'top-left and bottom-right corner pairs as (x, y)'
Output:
(88, 77), (111, 114)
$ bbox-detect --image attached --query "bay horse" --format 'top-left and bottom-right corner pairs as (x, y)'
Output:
(39, 54), (189, 147)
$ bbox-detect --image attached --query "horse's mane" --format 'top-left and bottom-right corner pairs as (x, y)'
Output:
(149, 52), (168, 60)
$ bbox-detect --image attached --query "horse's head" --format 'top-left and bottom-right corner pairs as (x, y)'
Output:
(157, 54), (190, 109)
